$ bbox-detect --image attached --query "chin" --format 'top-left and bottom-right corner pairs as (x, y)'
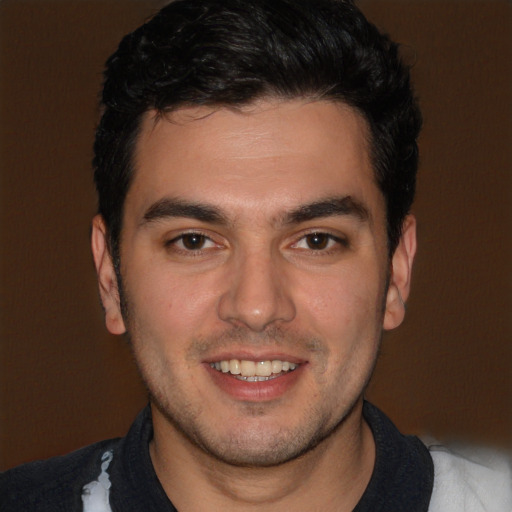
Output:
(156, 395), (352, 468)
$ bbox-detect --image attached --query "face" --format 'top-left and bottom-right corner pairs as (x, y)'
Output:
(92, 99), (415, 467)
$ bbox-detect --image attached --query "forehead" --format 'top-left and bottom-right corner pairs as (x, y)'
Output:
(128, 99), (382, 223)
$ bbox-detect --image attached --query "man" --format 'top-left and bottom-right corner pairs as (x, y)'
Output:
(1, 0), (510, 510)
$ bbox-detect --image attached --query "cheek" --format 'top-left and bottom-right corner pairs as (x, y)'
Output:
(295, 264), (385, 383)
(297, 264), (384, 329)
(124, 263), (220, 342)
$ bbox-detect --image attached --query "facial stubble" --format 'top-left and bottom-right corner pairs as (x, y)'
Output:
(114, 263), (388, 468)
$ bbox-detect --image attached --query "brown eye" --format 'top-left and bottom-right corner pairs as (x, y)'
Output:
(291, 232), (347, 253)
(305, 232), (330, 250)
(181, 233), (207, 250)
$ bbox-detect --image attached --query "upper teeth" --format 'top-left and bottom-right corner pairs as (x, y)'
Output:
(210, 359), (297, 377)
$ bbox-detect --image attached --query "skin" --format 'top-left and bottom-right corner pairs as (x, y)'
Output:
(92, 99), (416, 511)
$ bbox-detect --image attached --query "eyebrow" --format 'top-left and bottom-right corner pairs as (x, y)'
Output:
(140, 195), (370, 228)
(283, 196), (370, 225)
(141, 198), (227, 226)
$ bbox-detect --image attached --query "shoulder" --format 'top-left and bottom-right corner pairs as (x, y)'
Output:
(0, 438), (120, 512)
(425, 441), (512, 512)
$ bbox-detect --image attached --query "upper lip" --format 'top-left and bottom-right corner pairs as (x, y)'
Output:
(203, 350), (307, 365)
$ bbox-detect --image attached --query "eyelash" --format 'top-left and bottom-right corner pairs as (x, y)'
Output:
(165, 231), (220, 255)
(291, 232), (348, 253)
(164, 230), (348, 256)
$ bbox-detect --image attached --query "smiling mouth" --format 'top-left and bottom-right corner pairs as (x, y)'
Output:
(209, 359), (298, 382)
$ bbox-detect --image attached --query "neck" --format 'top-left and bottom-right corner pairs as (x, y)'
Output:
(149, 400), (375, 512)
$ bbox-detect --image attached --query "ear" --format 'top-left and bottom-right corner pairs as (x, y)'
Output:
(91, 215), (126, 335)
(383, 215), (417, 330)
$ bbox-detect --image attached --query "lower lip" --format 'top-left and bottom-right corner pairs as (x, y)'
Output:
(205, 364), (304, 402)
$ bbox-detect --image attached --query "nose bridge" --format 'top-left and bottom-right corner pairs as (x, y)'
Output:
(217, 243), (296, 331)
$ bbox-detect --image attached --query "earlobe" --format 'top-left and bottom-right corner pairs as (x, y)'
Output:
(383, 215), (417, 330)
(91, 215), (126, 335)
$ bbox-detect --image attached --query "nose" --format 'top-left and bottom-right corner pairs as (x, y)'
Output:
(217, 250), (296, 332)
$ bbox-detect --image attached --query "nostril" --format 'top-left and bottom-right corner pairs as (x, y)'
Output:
(216, 269), (296, 331)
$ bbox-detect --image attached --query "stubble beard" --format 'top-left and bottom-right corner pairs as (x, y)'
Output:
(127, 324), (378, 469)
(116, 272), (383, 469)
(149, 380), (358, 468)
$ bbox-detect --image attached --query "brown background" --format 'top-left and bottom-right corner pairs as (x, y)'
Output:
(0, 1), (510, 471)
